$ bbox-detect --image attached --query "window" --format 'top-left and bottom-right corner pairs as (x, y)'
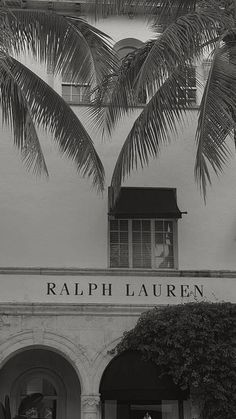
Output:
(176, 66), (197, 106)
(109, 218), (176, 269)
(108, 188), (182, 269)
(203, 59), (211, 83)
(114, 38), (147, 105)
(18, 375), (58, 419)
(61, 82), (90, 104)
(61, 72), (91, 104)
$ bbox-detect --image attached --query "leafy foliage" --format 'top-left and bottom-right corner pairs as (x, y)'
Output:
(115, 302), (236, 419)
(0, 6), (116, 190)
(93, 0), (236, 199)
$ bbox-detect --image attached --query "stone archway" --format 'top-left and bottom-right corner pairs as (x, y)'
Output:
(99, 351), (191, 419)
(0, 330), (103, 419)
(0, 329), (90, 394)
(0, 347), (82, 419)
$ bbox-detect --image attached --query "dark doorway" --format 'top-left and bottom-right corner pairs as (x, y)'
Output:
(100, 351), (189, 419)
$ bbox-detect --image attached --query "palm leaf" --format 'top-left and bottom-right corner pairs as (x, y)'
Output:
(111, 67), (190, 197)
(0, 58), (49, 177)
(92, 9), (223, 137)
(88, 0), (196, 20)
(155, 0), (197, 19)
(7, 10), (115, 85)
(91, 41), (154, 136)
(2, 57), (104, 190)
(67, 17), (117, 84)
(195, 35), (236, 198)
(88, 0), (144, 19)
(135, 9), (226, 99)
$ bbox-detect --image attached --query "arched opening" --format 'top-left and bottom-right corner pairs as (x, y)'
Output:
(100, 352), (190, 419)
(114, 38), (144, 60)
(0, 348), (81, 419)
(113, 38), (147, 105)
(15, 370), (59, 419)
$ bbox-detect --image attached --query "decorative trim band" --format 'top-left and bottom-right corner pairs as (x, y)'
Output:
(0, 267), (235, 278)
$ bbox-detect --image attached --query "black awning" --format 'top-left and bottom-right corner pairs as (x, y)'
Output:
(108, 187), (182, 219)
(100, 351), (189, 400)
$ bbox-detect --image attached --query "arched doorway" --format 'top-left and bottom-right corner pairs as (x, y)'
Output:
(100, 352), (190, 419)
(0, 348), (81, 419)
(12, 368), (63, 419)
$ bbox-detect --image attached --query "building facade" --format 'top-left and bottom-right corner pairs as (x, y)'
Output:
(0, 3), (236, 419)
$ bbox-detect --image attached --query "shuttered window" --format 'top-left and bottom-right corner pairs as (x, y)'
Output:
(132, 220), (151, 268)
(176, 66), (197, 106)
(61, 71), (91, 104)
(110, 219), (129, 268)
(109, 219), (176, 269)
(61, 83), (91, 104)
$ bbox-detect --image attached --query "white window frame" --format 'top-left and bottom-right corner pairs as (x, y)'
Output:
(177, 65), (197, 107)
(108, 218), (178, 270)
(11, 368), (66, 419)
(61, 81), (91, 104)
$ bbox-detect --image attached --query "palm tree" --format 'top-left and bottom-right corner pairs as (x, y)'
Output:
(0, 5), (116, 191)
(92, 0), (236, 198)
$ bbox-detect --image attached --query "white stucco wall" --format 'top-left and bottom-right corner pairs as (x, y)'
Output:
(0, 105), (236, 270)
(0, 14), (236, 270)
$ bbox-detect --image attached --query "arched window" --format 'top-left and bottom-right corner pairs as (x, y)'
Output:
(114, 38), (146, 105)
(12, 369), (65, 419)
(114, 38), (144, 61)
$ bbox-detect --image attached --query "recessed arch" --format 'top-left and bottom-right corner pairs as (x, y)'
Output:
(0, 346), (83, 419)
(99, 351), (190, 419)
(11, 366), (66, 419)
(0, 330), (90, 394)
(114, 38), (144, 60)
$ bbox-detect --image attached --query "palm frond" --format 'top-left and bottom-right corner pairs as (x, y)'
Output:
(3, 57), (104, 191)
(91, 41), (154, 136)
(195, 36), (236, 198)
(111, 67), (190, 197)
(7, 10), (115, 85)
(151, 0), (197, 25)
(88, 0), (197, 20)
(0, 7), (13, 67)
(136, 9), (226, 99)
(87, 0), (149, 19)
(67, 17), (117, 84)
(0, 57), (49, 176)
(92, 9), (222, 137)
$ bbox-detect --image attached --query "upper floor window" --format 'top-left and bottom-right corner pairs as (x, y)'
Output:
(108, 187), (183, 269)
(109, 218), (176, 269)
(176, 66), (197, 106)
(114, 38), (144, 61)
(114, 38), (147, 105)
(61, 72), (91, 104)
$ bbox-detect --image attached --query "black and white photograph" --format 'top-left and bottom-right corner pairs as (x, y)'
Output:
(0, 1), (235, 419)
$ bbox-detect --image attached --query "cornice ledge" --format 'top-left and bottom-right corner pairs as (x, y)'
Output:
(0, 267), (236, 278)
(0, 302), (154, 316)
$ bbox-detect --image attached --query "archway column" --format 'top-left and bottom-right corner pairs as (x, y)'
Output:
(81, 394), (100, 419)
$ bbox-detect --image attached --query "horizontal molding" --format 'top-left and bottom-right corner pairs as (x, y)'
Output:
(0, 302), (154, 316)
(0, 267), (235, 278)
